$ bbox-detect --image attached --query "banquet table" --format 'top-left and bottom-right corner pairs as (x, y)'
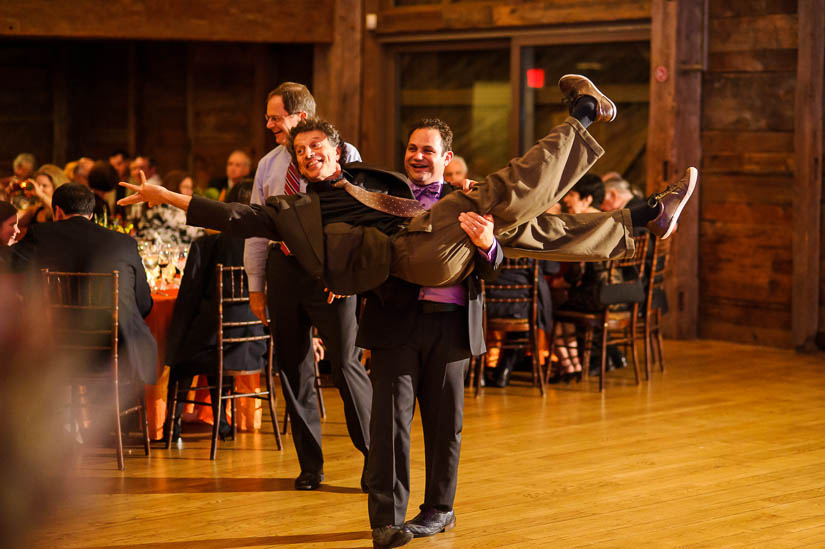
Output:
(143, 288), (264, 440)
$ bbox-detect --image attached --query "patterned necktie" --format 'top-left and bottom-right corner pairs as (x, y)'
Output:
(338, 180), (427, 218)
(279, 162), (303, 255)
(284, 162), (301, 195)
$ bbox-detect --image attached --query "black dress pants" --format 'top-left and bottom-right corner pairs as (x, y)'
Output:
(267, 249), (371, 474)
(366, 307), (469, 527)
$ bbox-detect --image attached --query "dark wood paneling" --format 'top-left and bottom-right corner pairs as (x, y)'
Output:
(376, 0), (651, 34)
(792, 0), (824, 350)
(698, 6), (804, 348)
(0, 0), (333, 44)
(702, 73), (796, 132)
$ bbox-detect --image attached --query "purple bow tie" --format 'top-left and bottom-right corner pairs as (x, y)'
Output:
(411, 182), (442, 201)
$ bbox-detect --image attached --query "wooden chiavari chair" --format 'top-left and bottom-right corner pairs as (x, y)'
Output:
(42, 269), (150, 470)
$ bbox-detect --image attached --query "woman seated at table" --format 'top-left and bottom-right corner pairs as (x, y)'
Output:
(164, 181), (266, 442)
(16, 164), (70, 230)
(135, 170), (203, 247)
(552, 174), (624, 383)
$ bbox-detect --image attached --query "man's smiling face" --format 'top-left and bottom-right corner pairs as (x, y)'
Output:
(404, 128), (453, 186)
(293, 130), (341, 182)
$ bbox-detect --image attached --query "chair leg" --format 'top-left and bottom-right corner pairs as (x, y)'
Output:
(655, 313), (665, 371)
(113, 377), (125, 471)
(265, 338), (283, 450)
(139, 387), (150, 456)
(164, 379), (179, 450)
(599, 319), (608, 393)
(265, 374), (283, 451)
(230, 384), (237, 440)
(582, 326), (593, 384)
(282, 408), (289, 435)
(210, 370), (223, 460)
(630, 308), (641, 385)
(467, 355), (476, 391)
(533, 329), (545, 396)
(644, 310), (652, 380)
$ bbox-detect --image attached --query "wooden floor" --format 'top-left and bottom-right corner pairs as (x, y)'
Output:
(30, 340), (825, 548)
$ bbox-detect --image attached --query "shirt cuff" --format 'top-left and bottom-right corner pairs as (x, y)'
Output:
(478, 240), (498, 264)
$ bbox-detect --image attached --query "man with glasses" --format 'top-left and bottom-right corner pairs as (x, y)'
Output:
(245, 82), (371, 492)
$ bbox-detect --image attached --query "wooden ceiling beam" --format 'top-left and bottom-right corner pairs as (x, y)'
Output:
(0, 0), (333, 44)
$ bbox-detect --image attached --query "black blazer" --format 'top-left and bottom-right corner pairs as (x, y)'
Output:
(12, 216), (158, 384)
(165, 233), (266, 376)
(356, 184), (503, 359)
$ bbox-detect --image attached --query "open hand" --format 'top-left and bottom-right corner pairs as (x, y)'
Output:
(117, 170), (164, 207)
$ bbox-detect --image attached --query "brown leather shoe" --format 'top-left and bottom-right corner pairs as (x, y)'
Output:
(558, 74), (617, 123)
(647, 167), (698, 239)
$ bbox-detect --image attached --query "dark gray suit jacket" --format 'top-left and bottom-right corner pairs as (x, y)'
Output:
(12, 216), (158, 383)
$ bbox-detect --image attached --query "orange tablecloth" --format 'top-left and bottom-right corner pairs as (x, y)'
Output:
(143, 289), (263, 440)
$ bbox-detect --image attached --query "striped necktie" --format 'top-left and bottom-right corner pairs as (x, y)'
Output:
(284, 162), (301, 195)
(279, 162), (302, 255)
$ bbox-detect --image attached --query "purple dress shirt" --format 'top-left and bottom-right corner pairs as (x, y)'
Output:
(410, 180), (498, 306)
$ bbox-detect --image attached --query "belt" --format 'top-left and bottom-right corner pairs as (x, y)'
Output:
(417, 301), (465, 314)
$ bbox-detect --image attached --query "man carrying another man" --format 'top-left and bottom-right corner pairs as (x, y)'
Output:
(119, 74), (698, 548)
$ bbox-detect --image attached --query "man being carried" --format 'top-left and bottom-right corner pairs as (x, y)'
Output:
(119, 75), (697, 297)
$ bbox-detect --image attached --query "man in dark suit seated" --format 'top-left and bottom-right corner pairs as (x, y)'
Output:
(164, 181), (266, 442)
(12, 183), (158, 386)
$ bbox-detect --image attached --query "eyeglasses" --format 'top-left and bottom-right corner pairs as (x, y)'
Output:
(264, 113), (296, 124)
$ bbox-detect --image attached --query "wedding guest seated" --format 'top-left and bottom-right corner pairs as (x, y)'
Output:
(0, 201), (20, 269)
(164, 181), (266, 442)
(135, 170), (204, 246)
(444, 155), (468, 189)
(72, 157), (94, 187)
(208, 150), (252, 201)
(484, 259), (558, 387)
(552, 174), (624, 382)
(17, 164), (70, 229)
(1, 153), (37, 193)
(88, 161), (119, 220)
(11, 183), (158, 384)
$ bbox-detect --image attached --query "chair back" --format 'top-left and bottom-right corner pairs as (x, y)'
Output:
(481, 257), (540, 331)
(216, 264), (269, 373)
(41, 269), (119, 377)
(606, 233), (649, 287)
(647, 236), (672, 309)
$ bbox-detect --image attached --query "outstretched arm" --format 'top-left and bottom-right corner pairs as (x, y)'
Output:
(119, 170), (281, 241)
(118, 170), (192, 211)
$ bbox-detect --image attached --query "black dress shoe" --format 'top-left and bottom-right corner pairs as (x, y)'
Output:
(218, 422), (234, 441)
(372, 525), (413, 548)
(405, 508), (456, 538)
(294, 471), (323, 490)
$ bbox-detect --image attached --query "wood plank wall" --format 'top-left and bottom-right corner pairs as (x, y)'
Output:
(0, 40), (312, 187)
(699, 1), (800, 347)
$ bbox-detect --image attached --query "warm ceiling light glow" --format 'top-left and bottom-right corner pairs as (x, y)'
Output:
(526, 68), (545, 89)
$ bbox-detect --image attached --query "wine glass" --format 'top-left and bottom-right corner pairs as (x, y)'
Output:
(157, 247), (171, 289)
(175, 245), (189, 276)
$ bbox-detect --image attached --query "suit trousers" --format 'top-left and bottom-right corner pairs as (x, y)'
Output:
(366, 308), (469, 527)
(390, 117), (635, 288)
(267, 249), (371, 474)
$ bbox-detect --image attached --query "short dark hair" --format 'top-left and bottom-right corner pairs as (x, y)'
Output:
(226, 179), (254, 205)
(266, 82), (316, 117)
(52, 183), (95, 216)
(287, 118), (342, 165)
(571, 173), (605, 208)
(407, 118), (453, 153)
(88, 161), (119, 192)
(110, 149), (129, 159)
